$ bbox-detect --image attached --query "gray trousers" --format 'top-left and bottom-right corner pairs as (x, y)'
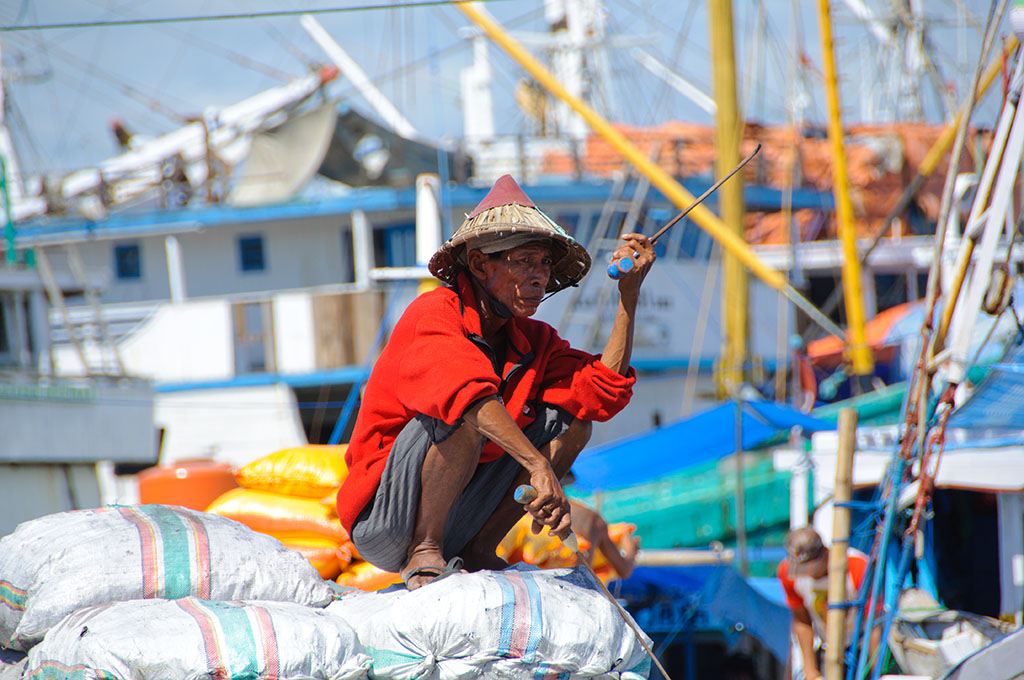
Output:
(350, 405), (573, 573)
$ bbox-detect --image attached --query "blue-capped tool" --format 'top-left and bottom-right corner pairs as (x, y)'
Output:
(607, 143), (761, 279)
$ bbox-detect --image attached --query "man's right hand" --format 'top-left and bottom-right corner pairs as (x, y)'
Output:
(464, 396), (573, 538)
(524, 466), (571, 538)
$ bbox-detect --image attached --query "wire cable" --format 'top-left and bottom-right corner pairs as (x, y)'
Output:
(82, 0), (296, 81)
(0, 0), (512, 32)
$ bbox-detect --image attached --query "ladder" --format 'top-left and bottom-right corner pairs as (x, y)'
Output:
(557, 149), (659, 351)
(35, 244), (126, 376)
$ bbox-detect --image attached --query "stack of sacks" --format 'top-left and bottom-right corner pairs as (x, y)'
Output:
(326, 564), (652, 679)
(0, 505), (371, 679)
(206, 445), (355, 580)
(497, 514), (638, 583)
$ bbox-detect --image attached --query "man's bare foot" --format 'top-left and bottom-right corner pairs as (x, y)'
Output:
(400, 545), (447, 591)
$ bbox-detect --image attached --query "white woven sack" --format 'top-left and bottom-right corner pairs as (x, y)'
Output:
(23, 598), (371, 680)
(0, 505), (335, 651)
(326, 565), (651, 680)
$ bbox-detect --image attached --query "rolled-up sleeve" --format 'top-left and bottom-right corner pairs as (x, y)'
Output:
(537, 341), (636, 422)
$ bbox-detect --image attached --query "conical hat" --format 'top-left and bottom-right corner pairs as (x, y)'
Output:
(428, 175), (591, 293)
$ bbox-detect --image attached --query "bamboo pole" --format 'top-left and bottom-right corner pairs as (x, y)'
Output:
(816, 0), (873, 379)
(453, 1), (848, 341)
(824, 408), (857, 680)
(635, 548), (735, 567)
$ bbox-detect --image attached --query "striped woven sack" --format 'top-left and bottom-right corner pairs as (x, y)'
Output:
(23, 598), (370, 680)
(325, 564), (652, 680)
(0, 505), (335, 651)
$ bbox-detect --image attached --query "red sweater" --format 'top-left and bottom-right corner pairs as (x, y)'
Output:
(336, 273), (636, 532)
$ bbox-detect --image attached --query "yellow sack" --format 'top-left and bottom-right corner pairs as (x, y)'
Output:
(235, 445), (349, 498)
(206, 487), (349, 543)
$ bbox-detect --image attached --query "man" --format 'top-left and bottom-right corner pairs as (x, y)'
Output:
(336, 174), (655, 590)
(777, 526), (878, 680)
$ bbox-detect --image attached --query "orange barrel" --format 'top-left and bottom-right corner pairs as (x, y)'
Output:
(137, 459), (239, 511)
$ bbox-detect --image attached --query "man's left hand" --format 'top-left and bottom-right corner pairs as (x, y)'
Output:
(611, 233), (656, 294)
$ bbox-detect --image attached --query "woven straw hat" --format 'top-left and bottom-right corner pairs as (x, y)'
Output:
(428, 174), (591, 293)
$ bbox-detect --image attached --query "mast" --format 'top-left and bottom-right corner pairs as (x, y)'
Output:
(816, 0), (875, 385)
(454, 1), (848, 343)
(708, 0), (748, 394)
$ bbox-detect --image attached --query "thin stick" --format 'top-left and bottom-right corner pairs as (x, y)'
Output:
(514, 485), (675, 680)
(650, 143), (761, 244)
(577, 549), (675, 680)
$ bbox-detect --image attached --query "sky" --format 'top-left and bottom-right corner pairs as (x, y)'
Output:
(0, 0), (1012, 182)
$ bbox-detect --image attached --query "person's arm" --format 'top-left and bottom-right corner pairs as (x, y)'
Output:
(462, 396), (570, 537)
(792, 607), (822, 680)
(570, 502), (639, 579)
(597, 529), (639, 580)
(599, 233), (656, 375)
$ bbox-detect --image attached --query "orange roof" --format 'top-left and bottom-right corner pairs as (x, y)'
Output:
(806, 299), (921, 360)
(541, 121), (994, 245)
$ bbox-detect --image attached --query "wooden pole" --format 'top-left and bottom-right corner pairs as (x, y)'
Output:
(825, 408), (858, 680)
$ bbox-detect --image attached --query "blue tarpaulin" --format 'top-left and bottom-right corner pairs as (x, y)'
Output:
(618, 565), (792, 662)
(571, 400), (833, 492)
(948, 337), (1024, 438)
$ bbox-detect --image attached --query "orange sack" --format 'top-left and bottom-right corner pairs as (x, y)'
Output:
(206, 487), (350, 543)
(497, 514), (637, 583)
(282, 537), (352, 580)
(337, 561), (403, 591)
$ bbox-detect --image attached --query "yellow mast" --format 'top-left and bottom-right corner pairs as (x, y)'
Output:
(709, 0), (748, 393)
(454, 1), (847, 341)
(816, 0), (874, 378)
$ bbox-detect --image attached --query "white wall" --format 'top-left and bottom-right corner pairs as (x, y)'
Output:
(155, 384), (307, 468)
(76, 212), (370, 305)
(56, 293), (319, 384)
(535, 260), (791, 363)
(273, 292), (316, 374)
(119, 300), (234, 382)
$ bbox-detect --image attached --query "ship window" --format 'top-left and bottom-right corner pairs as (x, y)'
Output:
(373, 223), (415, 268)
(114, 243), (141, 279)
(238, 235), (266, 272)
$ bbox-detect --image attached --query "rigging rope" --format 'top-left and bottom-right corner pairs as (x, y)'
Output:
(843, 3), (1013, 678)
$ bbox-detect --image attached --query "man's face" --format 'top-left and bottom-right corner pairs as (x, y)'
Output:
(474, 241), (553, 317)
